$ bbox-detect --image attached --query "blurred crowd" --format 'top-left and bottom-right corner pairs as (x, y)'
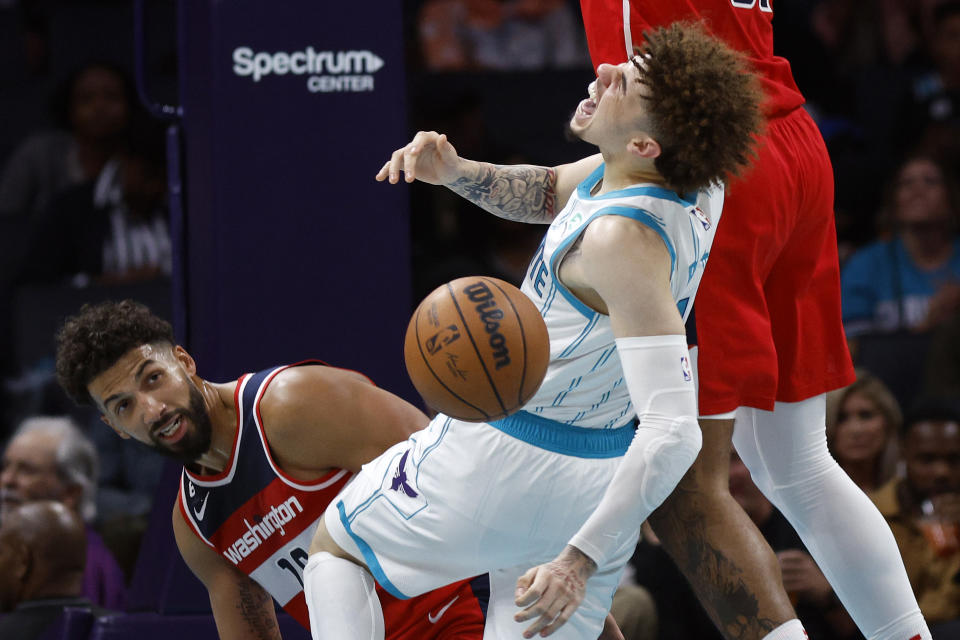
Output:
(0, 1), (959, 639)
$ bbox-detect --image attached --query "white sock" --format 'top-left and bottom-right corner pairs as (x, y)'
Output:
(303, 551), (385, 640)
(761, 619), (807, 640)
(867, 610), (931, 640)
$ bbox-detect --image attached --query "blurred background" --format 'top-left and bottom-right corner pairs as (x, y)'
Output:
(0, 1), (958, 639)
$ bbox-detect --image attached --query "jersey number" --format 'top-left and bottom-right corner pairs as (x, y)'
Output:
(276, 546), (310, 587)
(730, 0), (771, 12)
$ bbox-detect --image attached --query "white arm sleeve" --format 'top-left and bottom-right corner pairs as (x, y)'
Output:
(567, 334), (701, 567)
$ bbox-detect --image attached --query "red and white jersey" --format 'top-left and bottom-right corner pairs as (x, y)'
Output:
(177, 362), (487, 637)
(580, 0), (804, 116)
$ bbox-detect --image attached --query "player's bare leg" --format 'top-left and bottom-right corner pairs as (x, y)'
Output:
(648, 418), (798, 640)
(304, 518), (385, 640)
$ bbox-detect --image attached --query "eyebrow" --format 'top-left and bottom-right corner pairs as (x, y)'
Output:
(102, 359), (155, 411)
(630, 56), (644, 83)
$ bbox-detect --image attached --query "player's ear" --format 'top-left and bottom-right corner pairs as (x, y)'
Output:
(174, 345), (197, 375)
(628, 134), (661, 159)
(101, 415), (130, 440)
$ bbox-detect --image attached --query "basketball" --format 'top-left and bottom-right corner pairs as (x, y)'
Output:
(404, 276), (550, 422)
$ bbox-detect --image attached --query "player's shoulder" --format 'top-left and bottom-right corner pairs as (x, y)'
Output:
(264, 364), (371, 402)
(582, 213), (665, 255)
(257, 364), (374, 437)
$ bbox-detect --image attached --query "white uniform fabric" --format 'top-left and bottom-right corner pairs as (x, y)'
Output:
(733, 396), (930, 640)
(324, 167), (723, 639)
(521, 163), (722, 428)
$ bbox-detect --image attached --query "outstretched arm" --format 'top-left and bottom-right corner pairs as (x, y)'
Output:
(376, 130), (602, 223)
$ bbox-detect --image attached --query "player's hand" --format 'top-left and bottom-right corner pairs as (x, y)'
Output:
(776, 549), (832, 606)
(375, 131), (462, 186)
(514, 545), (597, 638)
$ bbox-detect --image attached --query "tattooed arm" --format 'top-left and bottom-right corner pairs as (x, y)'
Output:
(376, 130), (602, 223)
(173, 503), (282, 640)
(446, 161), (558, 223)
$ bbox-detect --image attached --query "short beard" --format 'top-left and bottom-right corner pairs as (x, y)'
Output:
(150, 380), (214, 466)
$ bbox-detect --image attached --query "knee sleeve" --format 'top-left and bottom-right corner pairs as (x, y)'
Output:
(304, 551), (385, 640)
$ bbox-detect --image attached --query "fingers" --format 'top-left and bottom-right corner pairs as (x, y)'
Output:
(518, 587), (569, 639)
(515, 567), (578, 638)
(514, 567), (540, 606)
(375, 131), (445, 184)
(539, 605), (574, 637)
(402, 143), (419, 183)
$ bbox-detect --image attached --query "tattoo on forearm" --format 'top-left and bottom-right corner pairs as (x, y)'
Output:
(448, 162), (557, 223)
(235, 579), (281, 640)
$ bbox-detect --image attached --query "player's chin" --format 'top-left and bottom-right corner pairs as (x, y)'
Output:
(563, 118), (586, 142)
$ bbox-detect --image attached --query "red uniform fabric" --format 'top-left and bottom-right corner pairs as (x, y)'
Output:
(580, 0), (855, 413)
(580, 0), (803, 117)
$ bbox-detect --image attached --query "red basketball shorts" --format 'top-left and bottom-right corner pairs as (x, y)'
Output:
(380, 577), (486, 639)
(692, 107), (855, 415)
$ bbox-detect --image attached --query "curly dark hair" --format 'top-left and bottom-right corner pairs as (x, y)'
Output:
(637, 22), (763, 193)
(55, 300), (175, 405)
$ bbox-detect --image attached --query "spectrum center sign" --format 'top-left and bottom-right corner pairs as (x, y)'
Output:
(232, 47), (384, 93)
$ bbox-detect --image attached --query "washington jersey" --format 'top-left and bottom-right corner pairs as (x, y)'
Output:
(178, 362), (487, 637)
(518, 164), (722, 429)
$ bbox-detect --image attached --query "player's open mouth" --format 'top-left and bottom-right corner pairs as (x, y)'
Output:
(156, 415), (187, 444)
(574, 81), (599, 124)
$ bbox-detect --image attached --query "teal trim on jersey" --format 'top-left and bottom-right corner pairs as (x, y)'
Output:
(558, 313), (600, 358)
(337, 500), (410, 600)
(575, 163), (697, 206)
(489, 410), (635, 458)
(548, 204), (677, 321)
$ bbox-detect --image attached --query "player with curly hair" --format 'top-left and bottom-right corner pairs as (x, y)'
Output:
(579, 2), (933, 640)
(302, 22), (763, 640)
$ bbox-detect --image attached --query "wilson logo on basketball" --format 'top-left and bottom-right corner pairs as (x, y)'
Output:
(463, 281), (511, 370)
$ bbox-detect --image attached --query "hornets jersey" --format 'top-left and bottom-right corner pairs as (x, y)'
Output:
(518, 164), (723, 429)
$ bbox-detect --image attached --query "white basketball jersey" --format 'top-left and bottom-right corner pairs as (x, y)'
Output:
(519, 164), (723, 429)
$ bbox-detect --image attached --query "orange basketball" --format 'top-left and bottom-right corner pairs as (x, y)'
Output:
(404, 276), (550, 422)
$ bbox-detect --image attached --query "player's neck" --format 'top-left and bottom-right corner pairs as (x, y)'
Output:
(195, 380), (239, 473)
(597, 157), (666, 194)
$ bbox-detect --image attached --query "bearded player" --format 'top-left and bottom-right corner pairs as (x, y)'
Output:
(577, 3), (932, 640)
(53, 300), (487, 639)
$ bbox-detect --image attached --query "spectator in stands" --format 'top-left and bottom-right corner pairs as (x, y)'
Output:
(841, 153), (960, 339)
(0, 61), (134, 219)
(826, 372), (902, 493)
(1, 416), (127, 609)
(0, 501), (112, 640)
(17, 116), (170, 286)
(871, 398), (960, 630)
(906, 1), (960, 169)
(417, 0), (588, 70)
